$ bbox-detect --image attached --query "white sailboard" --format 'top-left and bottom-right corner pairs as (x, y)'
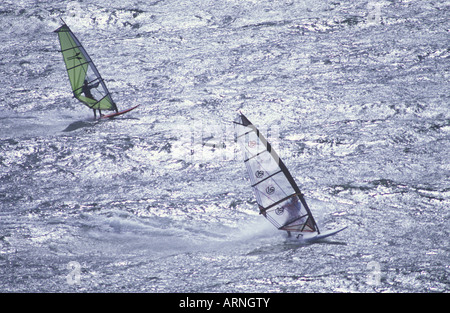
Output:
(234, 112), (347, 242)
(296, 226), (348, 243)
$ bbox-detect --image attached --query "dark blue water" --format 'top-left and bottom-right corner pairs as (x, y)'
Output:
(0, 0), (448, 292)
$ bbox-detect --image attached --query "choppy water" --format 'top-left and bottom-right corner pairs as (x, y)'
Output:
(0, 0), (449, 293)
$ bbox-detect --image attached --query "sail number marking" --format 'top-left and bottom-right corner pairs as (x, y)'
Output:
(255, 170), (264, 178)
(266, 186), (275, 195)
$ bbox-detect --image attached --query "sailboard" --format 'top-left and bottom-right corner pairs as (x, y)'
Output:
(234, 112), (346, 242)
(54, 20), (139, 119)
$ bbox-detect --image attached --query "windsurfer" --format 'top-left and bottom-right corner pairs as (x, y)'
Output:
(82, 80), (101, 117)
(82, 79), (98, 100)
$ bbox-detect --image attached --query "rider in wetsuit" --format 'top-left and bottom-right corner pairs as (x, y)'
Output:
(82, 79), (101, 118)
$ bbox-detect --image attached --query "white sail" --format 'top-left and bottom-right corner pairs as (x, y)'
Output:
(234, 113), (319, 234)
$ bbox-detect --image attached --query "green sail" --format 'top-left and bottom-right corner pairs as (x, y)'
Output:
(55, 23), (118, 112)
